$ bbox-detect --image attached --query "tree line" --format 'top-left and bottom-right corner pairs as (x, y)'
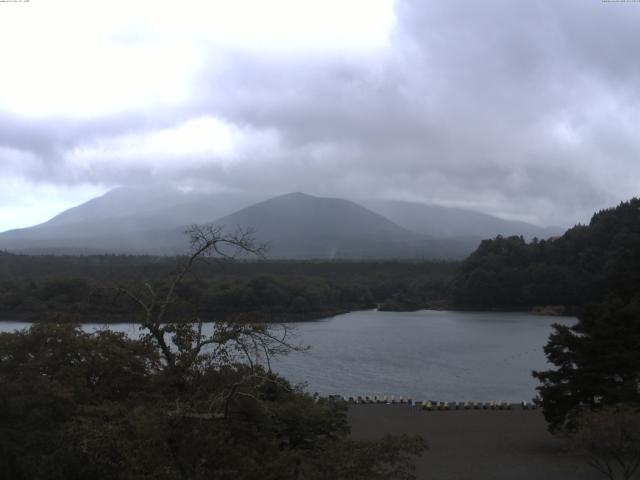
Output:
(453, 198), (640, 311)
(0, 254), (457, 321)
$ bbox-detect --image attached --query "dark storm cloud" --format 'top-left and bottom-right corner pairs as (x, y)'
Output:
(187, 0), (640, 226)
(3, 0), (640, 226)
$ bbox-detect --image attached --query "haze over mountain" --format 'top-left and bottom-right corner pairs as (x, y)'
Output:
(207, 192), (477, 259)
(362, 200), (563, 240)
(42, 187), (267, 229)
(0, 188), (266, 255)
(0, 187), (564, 259)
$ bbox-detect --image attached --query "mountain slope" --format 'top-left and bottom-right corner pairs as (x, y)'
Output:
(211, 192), (417, 259)
(1, 189), (559, 259)
(362, 199), (563, 240)
(209, 193), (479, 259)
(0, 187), (265, 254)
(42, 186), (266, 229)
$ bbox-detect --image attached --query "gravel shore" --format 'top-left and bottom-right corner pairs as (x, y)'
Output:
(348, 405), (602, 480)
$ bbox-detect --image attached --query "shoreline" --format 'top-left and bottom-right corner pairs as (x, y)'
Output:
(0, 304), (576, 324)
(0, 307), (366, 324)
(379, 304), (578, 317)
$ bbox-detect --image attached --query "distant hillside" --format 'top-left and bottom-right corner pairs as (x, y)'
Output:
(0, 188), (565, 259)
(41, 186), (266, 229)
(362, 199), (563, 240)
(453, 198), (640, 310)
(0, 187), (265, 255)
(210, 193), (477, 259)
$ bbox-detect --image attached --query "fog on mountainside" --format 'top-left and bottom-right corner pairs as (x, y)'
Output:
(361, 200), (564, 240)
(206, 192), (479, 259)
(0, 187), (564, 259)
(0, 188), (267, 255)
(42, 187), (268, 229)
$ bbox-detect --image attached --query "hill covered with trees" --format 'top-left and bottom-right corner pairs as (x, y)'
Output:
(525, 200), (640, 445)
(452, 198), (640, 311)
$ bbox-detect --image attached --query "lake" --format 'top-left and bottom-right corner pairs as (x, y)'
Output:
(0, 309), (573, 402)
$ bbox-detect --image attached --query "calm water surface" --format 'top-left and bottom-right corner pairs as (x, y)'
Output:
(1, 309), (574, 402)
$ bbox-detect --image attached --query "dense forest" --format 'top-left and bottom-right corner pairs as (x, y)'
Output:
(0, 227), (426, 479)
(453, 198), (640, 312)
(526, 200), (640, 439)
(0, 253), (456, 322)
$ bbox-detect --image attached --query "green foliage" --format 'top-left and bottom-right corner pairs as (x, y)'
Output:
(0, 323), (426, 480)
(453, 198), (640, 310)
(533, 297), (640, 432)
(0, 228), (426, 479)
(0, 324), (158, 479)
(0, 257), (456, 321)
(461, 199), (640, 434)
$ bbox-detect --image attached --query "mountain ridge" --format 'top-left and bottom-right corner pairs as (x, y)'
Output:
(361, 199), (563, 240)
(0, 188), (563, 259)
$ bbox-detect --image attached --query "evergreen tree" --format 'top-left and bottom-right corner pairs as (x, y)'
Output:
(533, 296), (640, 432)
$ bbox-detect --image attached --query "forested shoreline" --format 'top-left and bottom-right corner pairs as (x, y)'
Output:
(453, 198), (640, 312)
(0, 255), (456, 322)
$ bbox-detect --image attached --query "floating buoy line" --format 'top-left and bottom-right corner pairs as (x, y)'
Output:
(324, 395), (538, 411)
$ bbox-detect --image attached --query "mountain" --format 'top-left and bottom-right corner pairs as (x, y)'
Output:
(0, 188), (562, 259)
(207, 192), (477, 259)
(361, 199), (564, 240)
(0, 187), (266, 254)
(41, 186), (266, 229)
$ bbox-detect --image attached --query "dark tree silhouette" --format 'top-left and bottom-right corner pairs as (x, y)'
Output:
(533, 296), (640, 433)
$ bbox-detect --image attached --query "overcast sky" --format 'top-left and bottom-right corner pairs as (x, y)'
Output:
(1, 0), (639, 231)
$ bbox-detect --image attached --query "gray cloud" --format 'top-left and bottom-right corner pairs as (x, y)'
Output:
(2, 0), (640, 227)
(196, 0), (640, 226)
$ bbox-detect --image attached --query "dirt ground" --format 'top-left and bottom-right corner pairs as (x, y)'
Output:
(348, 405), (603, 480)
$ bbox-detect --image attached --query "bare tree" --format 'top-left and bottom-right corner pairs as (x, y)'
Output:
(117, 224), (302, 393)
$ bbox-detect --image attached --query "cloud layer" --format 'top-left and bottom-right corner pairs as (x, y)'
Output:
(1, 0), (640, 229)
